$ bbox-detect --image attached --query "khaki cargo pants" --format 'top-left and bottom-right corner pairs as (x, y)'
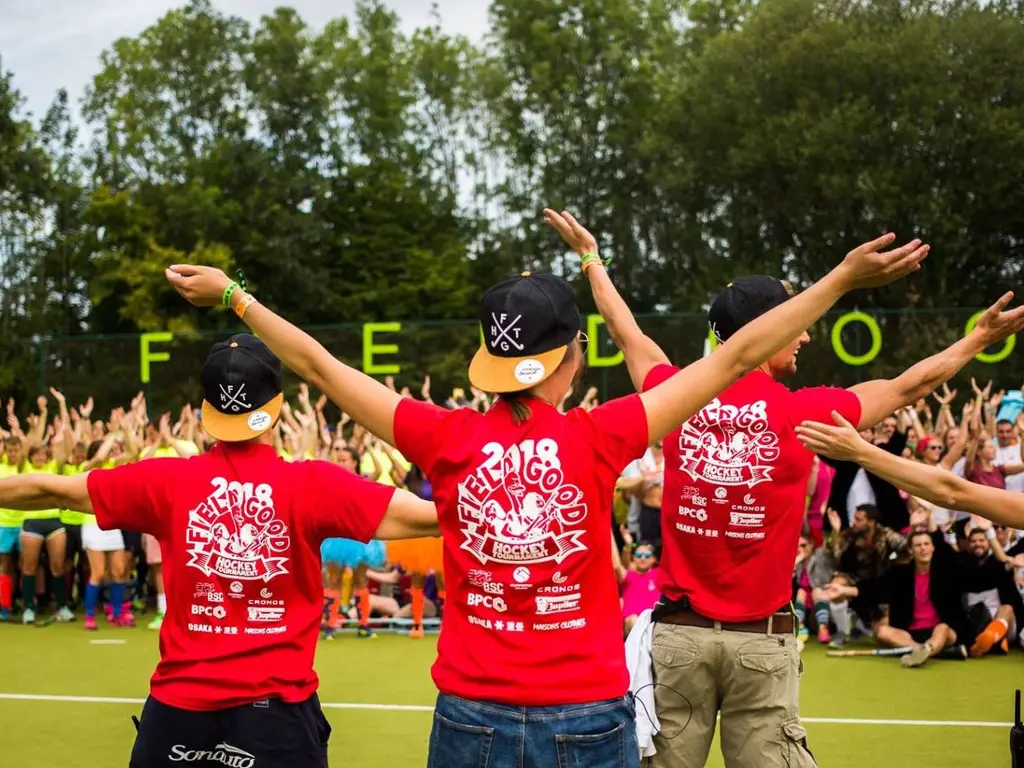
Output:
(648, 622), (817, 767)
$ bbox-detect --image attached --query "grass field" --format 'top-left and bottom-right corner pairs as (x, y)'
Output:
(0, 620), (1014, 767)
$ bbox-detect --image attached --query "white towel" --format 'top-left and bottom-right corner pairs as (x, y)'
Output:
(625, 609), (660, 758)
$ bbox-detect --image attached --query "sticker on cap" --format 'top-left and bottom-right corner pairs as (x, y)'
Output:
(514, 359), (546, 385)
(247, 410), (272, 432)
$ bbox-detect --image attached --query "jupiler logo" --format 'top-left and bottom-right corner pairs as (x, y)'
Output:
(186, 478), (289, 582)
(679, 399), (779, 487)
(456, 439), (587, 565)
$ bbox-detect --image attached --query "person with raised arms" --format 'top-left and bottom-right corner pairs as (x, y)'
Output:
(796, 408), (1024, 530)
(544, 209), (1024, 767)
(0, 334), (440, 768)
(164, 218), (923, 768)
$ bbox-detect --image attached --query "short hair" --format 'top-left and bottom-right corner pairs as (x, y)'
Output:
(909, 530), (933, 546)
(968, 528), (989, 540)
(996, 419), (1014, 427)
(855, 503), (881, 522)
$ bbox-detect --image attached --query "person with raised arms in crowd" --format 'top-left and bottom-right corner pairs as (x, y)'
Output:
(796, 402), (1024, 533)
(546, 208), (1024, 767)
(165, 211), (925, 768)
(0, 334), (441, 768)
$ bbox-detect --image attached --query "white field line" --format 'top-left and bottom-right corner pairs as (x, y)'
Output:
(0, 694), (1011, 726)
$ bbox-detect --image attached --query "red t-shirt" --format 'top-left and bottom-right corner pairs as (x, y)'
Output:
(968, 463), (1006, 490)
(87, 442), (394, 711)
(393, 395), (648, 706)
(643, 366), (862, 622)
(909, 571), (940, 630)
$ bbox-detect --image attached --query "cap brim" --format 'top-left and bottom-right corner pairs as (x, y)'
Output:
(201, 393), (283, 443)
(468, 345), (569, 394)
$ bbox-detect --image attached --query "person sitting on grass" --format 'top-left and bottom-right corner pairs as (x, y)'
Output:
(793, 533), (836, 647)
(823, 521), (966, 667)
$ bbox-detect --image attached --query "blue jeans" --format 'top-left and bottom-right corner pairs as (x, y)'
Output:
(427, 693), (639, 768)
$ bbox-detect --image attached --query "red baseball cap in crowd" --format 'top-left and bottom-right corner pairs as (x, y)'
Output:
(200, 334), (284, 442)
(708, 276), (796, 342)
(469, 272), (581, 393)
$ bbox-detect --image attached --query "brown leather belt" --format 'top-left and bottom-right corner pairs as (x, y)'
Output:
(656, 607), (794, 635)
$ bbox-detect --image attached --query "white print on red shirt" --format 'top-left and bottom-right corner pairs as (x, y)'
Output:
(678, 399), (780, 487)
(456, 439), (587, 565)
(185, 478), (290, 582)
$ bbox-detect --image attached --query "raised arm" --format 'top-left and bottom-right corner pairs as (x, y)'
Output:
(544, 210), (669, 390)
(372, 489), (440, 539)
(796, 413), (1024, 529)
(849, 296), (1024, 429)
(636, 235), (929, 442)
(0, 471), (93, 514)
(166, 266), (402, 445)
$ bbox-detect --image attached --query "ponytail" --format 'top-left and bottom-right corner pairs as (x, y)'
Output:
(498, 394), (532, 426)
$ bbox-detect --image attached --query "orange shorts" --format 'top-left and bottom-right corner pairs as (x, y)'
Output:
(387, 537), (443, 575)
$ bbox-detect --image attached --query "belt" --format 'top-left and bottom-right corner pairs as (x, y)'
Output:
(656, 607), (794, 635)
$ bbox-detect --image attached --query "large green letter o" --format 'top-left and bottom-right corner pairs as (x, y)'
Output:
(831, 312), (882, 366)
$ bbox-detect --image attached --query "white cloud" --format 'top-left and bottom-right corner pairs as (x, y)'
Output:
(0, 0), (490, 122)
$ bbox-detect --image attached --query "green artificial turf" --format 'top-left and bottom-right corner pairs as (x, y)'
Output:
(0, 622), (1011, 766)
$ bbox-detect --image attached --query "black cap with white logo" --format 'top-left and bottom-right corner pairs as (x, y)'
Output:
(708, 276), (795, 342)
(200, 334), (284, 442)
(469, 272), (581, 393)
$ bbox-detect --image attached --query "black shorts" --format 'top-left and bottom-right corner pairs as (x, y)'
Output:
(21, 518), (65, 540)
(639, 504), (662, 549)
(121, 531), (142, 553)
(130, 694), (331, 767)
(909, 627), (935, 644)
(64, 524), (82, 557)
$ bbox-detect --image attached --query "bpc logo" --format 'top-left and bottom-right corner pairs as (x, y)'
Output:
(191, 604), (227, 619)
(467, 593), (508, 612)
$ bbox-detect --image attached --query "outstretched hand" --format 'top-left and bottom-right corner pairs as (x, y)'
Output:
(543, 209), (598, 257)
(165, 265), (233, 307)
(836, 234), (929, 290)
(795, 411), (868, 461)
(968, 293), (1024, 349)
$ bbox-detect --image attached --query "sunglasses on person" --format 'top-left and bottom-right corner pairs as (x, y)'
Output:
(634, 551), (654, 559)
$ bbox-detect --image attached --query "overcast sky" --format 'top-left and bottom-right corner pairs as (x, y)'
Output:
(0, 0), (491, 123)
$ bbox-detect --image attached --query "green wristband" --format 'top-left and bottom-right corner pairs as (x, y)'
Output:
(222, 281), (239, 307)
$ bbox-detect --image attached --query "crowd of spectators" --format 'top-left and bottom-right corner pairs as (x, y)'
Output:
(4, 375), (1023, 664)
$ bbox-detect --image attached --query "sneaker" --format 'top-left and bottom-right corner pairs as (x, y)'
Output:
(941, 643), (968, 661)
(0, 608), (9, 622)
(117, 613), (135, 628)
(797, 625), (810, 642)
(828, 633), (848, 650)
(84, 615), (98, 631)
(970, 625), (1007, 657)
(56, 606), (76, 623)
(132, 598), (147, 614)
(997, 638), (1010, 654)
(22, 608), (35, 625)
(147, 613), (164, 631)
(901, 643), (932, 668)
(409, 625), (425, 639)
(357, 626), (377, 639)
(817, 625), (832, 644)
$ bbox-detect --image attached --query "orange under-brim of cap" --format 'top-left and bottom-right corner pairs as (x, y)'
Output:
(468, 344), (569, 394)
(201, 393), (284, 443)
